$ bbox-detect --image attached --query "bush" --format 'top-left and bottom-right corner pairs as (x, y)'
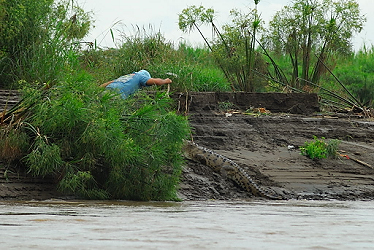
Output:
(300, 136), (340, 160)
(5, 72), (190, 201)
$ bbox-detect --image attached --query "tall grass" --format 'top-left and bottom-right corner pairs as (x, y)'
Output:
(0, 0), (92, 87)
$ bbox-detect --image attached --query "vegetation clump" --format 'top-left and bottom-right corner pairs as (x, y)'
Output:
(2, 76), (190, 200)
(300, 136), (340, 160)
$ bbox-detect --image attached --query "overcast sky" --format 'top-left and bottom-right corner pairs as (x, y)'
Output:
(78, 0), (373, 51)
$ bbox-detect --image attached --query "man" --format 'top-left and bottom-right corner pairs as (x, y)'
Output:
(100, 69), (172, 99)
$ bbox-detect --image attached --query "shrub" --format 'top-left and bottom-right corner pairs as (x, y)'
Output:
(300, 136), (340, 160)
(5, 71), (190, 201)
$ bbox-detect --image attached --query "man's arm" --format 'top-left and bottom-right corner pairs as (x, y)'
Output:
(146, 78), (172, 86)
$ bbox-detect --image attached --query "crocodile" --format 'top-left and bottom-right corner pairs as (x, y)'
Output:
(183, 140), (285, 200)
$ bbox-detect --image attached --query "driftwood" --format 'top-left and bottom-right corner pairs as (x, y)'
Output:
(349, 156), (373, 169)
(340, 152), (373, 169)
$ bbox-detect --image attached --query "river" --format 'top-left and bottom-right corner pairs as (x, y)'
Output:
(0, 199), (373, 249)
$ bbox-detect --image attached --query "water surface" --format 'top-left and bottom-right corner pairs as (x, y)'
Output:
(0, 199), (373, 249)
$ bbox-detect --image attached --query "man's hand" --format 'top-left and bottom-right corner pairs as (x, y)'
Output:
(164, 78), (172, 84)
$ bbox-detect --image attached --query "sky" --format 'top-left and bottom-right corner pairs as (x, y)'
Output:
(78, 0), (374, 51)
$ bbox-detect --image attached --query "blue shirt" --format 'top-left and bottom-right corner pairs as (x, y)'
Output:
(106, 70), (151, 99)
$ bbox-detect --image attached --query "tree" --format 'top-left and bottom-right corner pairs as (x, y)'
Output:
(216, 7), (266, 91)
(179, 2), (268, 92)
(265, 0), (366, 88)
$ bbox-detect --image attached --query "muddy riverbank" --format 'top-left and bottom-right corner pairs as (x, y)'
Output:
(176, 92), (374, 201)
(179, 113), (374, 201)
(1, 92), (374, 201)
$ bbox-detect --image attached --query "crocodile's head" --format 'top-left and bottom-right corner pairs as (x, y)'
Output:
(182, 140), (197, 159)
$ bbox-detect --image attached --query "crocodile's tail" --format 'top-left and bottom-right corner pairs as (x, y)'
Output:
(222, 163), (284, 200)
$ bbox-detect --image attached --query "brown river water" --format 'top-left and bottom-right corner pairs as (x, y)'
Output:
(0, 199), (373, 249)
